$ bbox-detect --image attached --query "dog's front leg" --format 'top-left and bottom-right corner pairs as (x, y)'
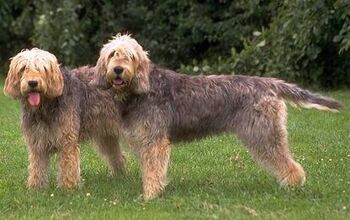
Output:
(27, 146), (50, 189)
(138, 138), (171, 201)
(57, 135), (80, 189)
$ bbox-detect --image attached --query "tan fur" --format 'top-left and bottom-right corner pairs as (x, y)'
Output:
(5, 49), (125, 189)
(94, 34), (341, 200)
(93, 34), (150, 99)
(298, 102), (339, 112)
(251, 98), (305, 186)
(4, 48), (63, 99)
(138, 138), (171, 200)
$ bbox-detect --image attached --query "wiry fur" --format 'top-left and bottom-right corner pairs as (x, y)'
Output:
(4, 49), (125, 189)
(92, 34), (150, 99)
(93, 34), (343, 200)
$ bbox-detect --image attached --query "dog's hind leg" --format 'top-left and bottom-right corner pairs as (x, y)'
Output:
(94, 135), (126, 176)
(235, 98), (305, 187)
(137, 137), (171, 201)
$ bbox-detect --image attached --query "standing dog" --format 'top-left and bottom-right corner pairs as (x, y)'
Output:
(92, 34), (342, 200)
(4, 49), (125, 189)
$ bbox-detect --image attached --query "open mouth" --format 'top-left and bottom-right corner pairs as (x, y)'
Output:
(112, 77), (126, 88)
(27, 92), (41, 107)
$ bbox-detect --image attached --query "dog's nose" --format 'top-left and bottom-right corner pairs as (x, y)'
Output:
(28, 80), (38, 88)
(114, 66), (124, 75)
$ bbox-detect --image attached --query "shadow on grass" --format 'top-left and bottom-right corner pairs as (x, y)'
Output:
(83, 168), (290, 201)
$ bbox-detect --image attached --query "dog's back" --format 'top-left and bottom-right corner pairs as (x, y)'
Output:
(71, 65), (97, 84)
(135, 66), (342, 141)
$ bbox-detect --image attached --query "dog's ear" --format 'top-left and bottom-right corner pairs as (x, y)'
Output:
(96, 50), (107, 76)
(3, 59), (23, 98)
(132, 49), (150, 94)
(45, 61), (64, 97)
(91, 48), (111, 89)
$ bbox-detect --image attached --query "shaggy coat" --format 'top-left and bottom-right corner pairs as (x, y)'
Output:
(93, 34), (342, 200)
(4, 49), (124, 189)
(116, 65), (342, 143)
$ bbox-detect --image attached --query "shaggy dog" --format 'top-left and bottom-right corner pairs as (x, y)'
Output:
(92, 34), (342, 200)
(4, 48), (125, 189)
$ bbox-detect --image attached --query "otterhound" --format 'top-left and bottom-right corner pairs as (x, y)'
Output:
(92, 34), (342, 200)
(4, 48), (125, 189)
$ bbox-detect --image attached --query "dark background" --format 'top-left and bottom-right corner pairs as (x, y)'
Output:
(1, 0), (349, 88)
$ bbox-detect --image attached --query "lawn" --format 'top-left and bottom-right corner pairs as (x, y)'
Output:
(0, 77), (349, 220)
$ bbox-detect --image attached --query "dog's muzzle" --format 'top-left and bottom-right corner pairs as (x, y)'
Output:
(111, 66), (127, 88)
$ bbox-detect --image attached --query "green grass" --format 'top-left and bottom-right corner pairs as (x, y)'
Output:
(0, 77), (349, 219)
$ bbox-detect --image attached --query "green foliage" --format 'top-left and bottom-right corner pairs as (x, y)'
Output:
(334, 0), (350, 53)
(137, 0), (272, 68)
(0, 0), (271, 68)
(181, 0), (350, 88)
(0, 1), (34, 73)
(33, 0), (85, 65)
(0, 0), (349, 87)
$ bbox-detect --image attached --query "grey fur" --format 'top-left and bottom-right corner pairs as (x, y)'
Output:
(111, 64), (342, 142)
(97, 63), (342, 199)
(92, 34), (342, 199)
(21, 66), (125, 188)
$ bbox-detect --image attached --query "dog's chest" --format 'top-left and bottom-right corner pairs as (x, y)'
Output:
(117, 97), (140, 119)
(21, 112), (63, 150)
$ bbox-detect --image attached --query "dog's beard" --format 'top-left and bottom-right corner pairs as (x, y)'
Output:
(107, 65), (129, 87)
(90, 66), (134, 101)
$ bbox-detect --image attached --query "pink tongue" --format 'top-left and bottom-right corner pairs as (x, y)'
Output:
(27, 92), (41, 106)
(113, 79), (124, 85)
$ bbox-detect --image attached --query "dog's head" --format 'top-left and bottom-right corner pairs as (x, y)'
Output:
(3, 48), (63, 108)
(92, 34), (150, 97)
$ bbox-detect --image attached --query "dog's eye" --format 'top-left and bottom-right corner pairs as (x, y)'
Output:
(44, 66), (49, 74)
(108, 52), (115, 59)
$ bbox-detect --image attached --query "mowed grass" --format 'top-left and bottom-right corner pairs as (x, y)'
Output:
(0, 76), (349, 220)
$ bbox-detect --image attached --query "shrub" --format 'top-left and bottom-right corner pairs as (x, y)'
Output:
(181, 0), (350, 88)
(0, 0), (272, 68)
(1, 0), (349, 87)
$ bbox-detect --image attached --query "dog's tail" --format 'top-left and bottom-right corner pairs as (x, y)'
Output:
(272, 80), (343, 112)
